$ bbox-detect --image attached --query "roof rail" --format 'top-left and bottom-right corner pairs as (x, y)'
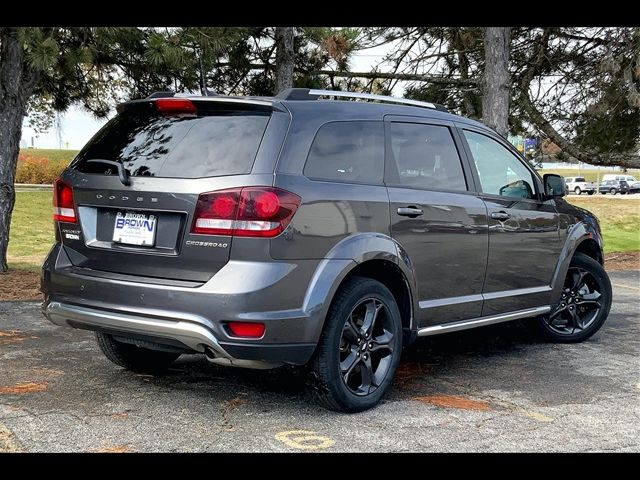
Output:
(275, 88), (448, 112)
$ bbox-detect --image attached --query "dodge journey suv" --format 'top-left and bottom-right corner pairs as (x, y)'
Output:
(42, 88), (612, 412)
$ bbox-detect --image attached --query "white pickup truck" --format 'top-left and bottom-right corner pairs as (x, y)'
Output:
(564, 176), (597, 195)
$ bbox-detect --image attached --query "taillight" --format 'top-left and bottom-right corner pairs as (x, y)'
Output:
(53, 178), (76, 223)
(225, 322), (265, 338)
(155, 98), (197, 115)
(191, 187), (301, 238)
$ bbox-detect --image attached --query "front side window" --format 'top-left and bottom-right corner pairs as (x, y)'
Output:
(463, 130), (537, 200)
(386, 122), (467, 191)
(303, 121), (384, 185)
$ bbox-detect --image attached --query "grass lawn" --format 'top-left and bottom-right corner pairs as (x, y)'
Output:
(5, 190), (639, 272)
(19, 148), (79, 163)
(567, 196), (640, 253)
(538, 168), (640, 183)
(7, 191), (54, 271)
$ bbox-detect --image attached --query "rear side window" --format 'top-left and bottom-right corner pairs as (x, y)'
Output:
(303, 121), (384, 185)
(71, 106), (271, 179)
(386, 122), (467, 191)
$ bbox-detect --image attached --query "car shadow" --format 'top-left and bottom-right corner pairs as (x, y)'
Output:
(151, 320), (541, 401)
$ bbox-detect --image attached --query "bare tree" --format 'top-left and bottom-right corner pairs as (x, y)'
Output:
(482, 27), (511, 137)
(274, 27), (295, 94)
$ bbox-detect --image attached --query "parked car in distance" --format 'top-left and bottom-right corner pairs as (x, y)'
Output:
(628, 181), (640, 194)
(601, 174), (637, 184)
(598, 179), (630, 195)
(565, 177), (596, 195)
(41, 88), (613, 412)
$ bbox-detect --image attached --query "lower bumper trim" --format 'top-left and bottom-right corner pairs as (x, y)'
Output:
(44, 300), (231, 359)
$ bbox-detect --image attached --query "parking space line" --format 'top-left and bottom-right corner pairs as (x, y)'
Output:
(275, 430), (335, 450)
(612, 283), (640, 291)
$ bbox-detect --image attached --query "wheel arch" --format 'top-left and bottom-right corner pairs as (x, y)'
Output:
(550, 221), (604, 306)
(301, 233), (418, 345)
(575, 238), (603, 265)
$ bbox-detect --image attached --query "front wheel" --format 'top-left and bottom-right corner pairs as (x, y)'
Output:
(610, 188), (617, 195)
(307, 277), (403, 412)
(536, 253), (612, 343)
(574, 187), (582, 195)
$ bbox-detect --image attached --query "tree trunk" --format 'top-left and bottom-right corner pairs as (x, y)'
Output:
(0, 28), (36, 272)
(482, 27), (511, 138)
(274, 27), (295, 95)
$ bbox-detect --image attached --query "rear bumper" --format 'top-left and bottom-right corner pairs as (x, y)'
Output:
(43, 300), (314, 368)
(41, 244), (330, 368)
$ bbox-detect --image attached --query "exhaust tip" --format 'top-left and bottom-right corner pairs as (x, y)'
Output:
(204, 346), (217, 361)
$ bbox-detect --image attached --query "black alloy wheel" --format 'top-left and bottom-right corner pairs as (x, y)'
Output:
(537, 253), (612, 343)
(546, 267), (603, 335)
(339, 298), (395, 396)
(308, 276), (403, 412)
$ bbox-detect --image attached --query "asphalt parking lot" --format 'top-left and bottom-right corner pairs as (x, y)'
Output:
(1, 270), (638, 453)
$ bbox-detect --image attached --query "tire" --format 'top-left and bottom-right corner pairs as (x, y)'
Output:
(96, 332), (180, 373)
(536, 253), (612, 343)
(307, 276), (403, 412)
(588, 191), (594, 195)
(574, 187), (581, 195)
(610, 188), (617, 195)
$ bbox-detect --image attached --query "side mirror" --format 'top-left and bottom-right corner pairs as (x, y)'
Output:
(543, 174), (566, 198)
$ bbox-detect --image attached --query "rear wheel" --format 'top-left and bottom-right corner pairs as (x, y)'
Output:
(96, 332), (180, 373)
(307, 277), (403, 412)
(537, 253), (612, 343)
(587, 191), (594, 195)
(574, 187), (582, 195)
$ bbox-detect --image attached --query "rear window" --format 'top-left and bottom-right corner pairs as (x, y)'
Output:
(574, 177), (586, 182)
(70, 104), (271, 179)
(303, 121), (384, 185)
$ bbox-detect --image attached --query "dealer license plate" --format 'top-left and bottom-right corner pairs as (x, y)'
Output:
(112, 212), (157, 246)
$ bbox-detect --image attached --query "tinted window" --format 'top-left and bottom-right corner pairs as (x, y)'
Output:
(575, 177), (586, 182)
(304, 121), (384, 184)
(387, 123), (466, 191)
(71, 107), (270, 179)
(463, 130), (537, 200)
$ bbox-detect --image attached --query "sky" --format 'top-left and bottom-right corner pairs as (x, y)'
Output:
(20, 43), (394, 151)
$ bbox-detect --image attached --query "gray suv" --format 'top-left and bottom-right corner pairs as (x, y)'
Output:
(41, 89), (612, 412)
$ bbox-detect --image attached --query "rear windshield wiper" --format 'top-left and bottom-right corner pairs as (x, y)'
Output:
(86, 159), (131, 186)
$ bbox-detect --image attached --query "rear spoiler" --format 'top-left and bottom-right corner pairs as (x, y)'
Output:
(116, 95), (281, 114)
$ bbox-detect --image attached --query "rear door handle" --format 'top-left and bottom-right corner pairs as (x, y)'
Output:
(397, 207), (424, 217)
(490, 211), (510, 221)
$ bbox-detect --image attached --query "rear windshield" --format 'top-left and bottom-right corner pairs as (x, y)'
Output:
(70, 104), (271, 179)
(574, 177), (586, 182)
